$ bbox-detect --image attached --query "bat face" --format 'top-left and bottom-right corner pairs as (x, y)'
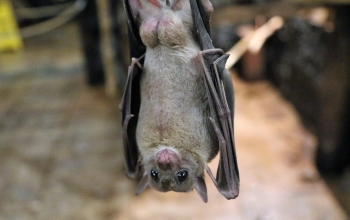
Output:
(144, 147), (201, 191)
(136, 147), (208, 201)
(147, 167), (195, 193)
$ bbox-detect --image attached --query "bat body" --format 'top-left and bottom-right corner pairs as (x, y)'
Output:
(135, 0), (217, 196)
(121, 0), (239, 202)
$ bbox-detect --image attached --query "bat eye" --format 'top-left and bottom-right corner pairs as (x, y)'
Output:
(177, 171), (188, 182)
(150, 169), (158, 181)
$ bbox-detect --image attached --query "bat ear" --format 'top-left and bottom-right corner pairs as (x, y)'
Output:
(194, 176), (208, 203)
(135, 173), (149, 195)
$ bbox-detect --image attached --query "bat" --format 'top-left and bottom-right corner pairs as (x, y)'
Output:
(120, 0), (239, 202)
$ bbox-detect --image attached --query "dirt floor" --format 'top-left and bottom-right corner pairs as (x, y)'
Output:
(0, 23), (348, 220)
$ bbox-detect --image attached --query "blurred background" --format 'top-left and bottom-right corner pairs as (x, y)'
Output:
(0, 0), (349, 219)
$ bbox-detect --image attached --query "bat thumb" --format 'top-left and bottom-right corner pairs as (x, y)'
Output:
(135, 173), (149, 195)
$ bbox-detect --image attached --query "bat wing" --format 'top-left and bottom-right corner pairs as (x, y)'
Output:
(120, 55), (145, 179)
(191, 0), (240, 199)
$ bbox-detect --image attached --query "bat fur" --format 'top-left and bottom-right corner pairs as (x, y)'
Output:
(131, 0), (217, 196)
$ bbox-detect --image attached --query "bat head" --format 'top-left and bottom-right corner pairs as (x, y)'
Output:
(136, 146), (208, 202)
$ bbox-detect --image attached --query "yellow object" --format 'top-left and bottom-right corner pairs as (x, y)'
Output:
(0, 0), (23, 52)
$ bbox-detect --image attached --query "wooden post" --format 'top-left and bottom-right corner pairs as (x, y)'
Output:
(77, 0), (105, 85)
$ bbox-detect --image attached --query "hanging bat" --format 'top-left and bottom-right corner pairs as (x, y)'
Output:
(120, 0), (239, 202)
